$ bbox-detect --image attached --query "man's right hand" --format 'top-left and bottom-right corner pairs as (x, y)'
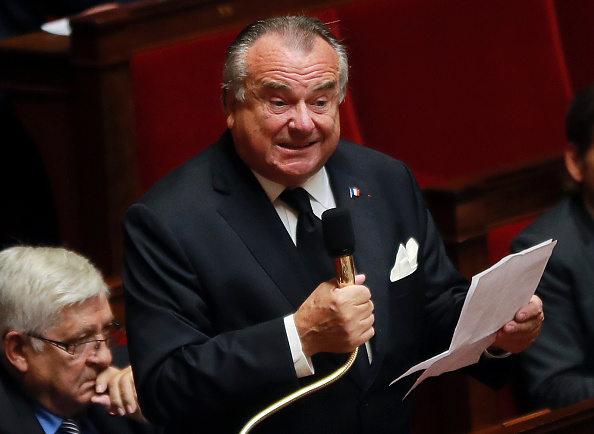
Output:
(92, 366), (146, 422)
(293, 274), (374, 357)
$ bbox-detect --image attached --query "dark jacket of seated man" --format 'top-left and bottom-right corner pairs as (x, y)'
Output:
(0, 245), (162, 434)
(511, 84), (594, 410)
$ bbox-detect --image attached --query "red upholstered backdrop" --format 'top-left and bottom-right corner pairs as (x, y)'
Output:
(131, 28), (238, 193)
(335, 0), (573, 188)
(553, 0), (594, 93)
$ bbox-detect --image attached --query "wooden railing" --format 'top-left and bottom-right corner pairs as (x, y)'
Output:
(474, 397), (594, 434)
(424, 153), (571, 280)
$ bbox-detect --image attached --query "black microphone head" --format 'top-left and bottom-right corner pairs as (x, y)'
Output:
(322, 208), (355, 258)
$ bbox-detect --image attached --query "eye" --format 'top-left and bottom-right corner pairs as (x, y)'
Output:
(70, 337), (88, 347)
(271, 99), (286, 108)
(315, 99), (327, 107)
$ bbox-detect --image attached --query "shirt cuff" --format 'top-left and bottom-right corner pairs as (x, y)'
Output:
(284, 314), (314, 378)
(483, 346), (512, 359)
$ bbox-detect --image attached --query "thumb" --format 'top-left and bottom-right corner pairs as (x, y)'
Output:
(355, 274), (366, 285)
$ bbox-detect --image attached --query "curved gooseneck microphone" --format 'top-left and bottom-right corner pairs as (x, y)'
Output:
(239, 208), (359, 434)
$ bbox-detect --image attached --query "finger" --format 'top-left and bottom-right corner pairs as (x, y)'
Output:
(108, 372), (126, 415)
(360, 312), (375, 330)
(90, 394), (111, 407)
(95, 366), (116, 394)
(353, 299), (374, 319)
(355, 274), (366, 285)
(359, 323), (375, 345)
(119, 372), (139, 414)
(515, 295), (543, 321)
(334, 284), (370, 306)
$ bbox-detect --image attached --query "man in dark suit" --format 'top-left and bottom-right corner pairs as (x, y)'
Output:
(0, 246), (158, 433)
(123, 15), (544, 433)
(511, 84), (594, 410)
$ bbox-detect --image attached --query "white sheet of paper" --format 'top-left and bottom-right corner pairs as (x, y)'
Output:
(390, 239), (556, 398)
(41, 19), (71, 36)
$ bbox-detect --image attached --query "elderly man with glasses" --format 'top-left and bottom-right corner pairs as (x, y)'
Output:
(0, 246), (159, 434)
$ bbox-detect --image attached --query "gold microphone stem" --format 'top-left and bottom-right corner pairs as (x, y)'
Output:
(239, 348), (358, 434)
(335, 255), (356, 288)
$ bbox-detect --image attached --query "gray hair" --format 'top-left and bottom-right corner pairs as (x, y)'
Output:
(0, 246), (109, 350)
(222, 15), (349, 108)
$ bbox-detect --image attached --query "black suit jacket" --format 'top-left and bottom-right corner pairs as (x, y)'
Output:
(0, 365), (157, 434)
(511, 195), (594, 409)
(123, 131), (511, 433)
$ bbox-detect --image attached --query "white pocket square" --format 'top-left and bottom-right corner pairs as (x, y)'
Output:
(390, 238), (419, 282)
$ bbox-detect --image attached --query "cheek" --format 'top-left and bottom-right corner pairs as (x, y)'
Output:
(320, 113), (340, 144)
(59, 358), (90, 382)
(238, 107), (282, 139)
(255, 111), (287, 137)
(313, 107), (340, 135)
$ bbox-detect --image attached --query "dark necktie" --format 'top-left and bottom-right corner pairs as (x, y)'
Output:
(281, 189), (371, 375)
(57, 418), (81, 434)
(279, 187), (334, 286)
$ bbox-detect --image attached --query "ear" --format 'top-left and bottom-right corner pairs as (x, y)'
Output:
(565, 144), (584, 183)
(3, 331), (30, 373)
(225, 93), (237, 130)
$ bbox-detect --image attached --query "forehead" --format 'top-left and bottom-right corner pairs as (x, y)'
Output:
(246, 33), (340, 88)
(51, 295), (112, 336)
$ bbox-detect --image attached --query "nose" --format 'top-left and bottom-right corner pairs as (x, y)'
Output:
(288, 102), (315, 134)
(88, 340), (112, 367)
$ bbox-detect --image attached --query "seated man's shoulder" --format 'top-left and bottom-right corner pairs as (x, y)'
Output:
(512, 196), (588, 260)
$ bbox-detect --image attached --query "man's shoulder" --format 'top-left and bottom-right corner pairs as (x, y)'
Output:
(333, 139), (411, 175)
(135, 135), (231, 207)
(0, 368), (44, 433)
(520, 197), (577, 236)
(512, 196), (584, 254)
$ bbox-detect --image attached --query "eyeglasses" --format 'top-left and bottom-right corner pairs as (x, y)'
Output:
(28, 322), (122, 358)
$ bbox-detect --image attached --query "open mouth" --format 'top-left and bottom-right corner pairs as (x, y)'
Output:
(278, 141), (316, 150)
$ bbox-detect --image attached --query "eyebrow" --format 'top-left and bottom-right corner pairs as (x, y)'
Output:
(261, 81), (290, 91)
(68, 317), (115, 340)
(260, 80), (337, 92)
(314, 81), (337, 91)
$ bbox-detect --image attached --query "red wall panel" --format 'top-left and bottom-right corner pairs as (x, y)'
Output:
(336, 0), (573, 187)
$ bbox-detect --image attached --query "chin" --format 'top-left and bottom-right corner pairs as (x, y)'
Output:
(77, 384), (98, 402)
(280, 159), (324, 181)
(278, 170), (316, 187)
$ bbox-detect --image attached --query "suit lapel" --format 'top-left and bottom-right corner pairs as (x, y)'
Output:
(212, 137), (315, 310)
(327, 154), (390, 389)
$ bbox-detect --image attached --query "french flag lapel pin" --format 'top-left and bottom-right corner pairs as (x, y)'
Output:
(349, 187), (360, 198)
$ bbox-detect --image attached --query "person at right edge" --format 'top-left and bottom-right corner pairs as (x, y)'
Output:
(123, 15), (544, 433)
(511, 84), (594, 410)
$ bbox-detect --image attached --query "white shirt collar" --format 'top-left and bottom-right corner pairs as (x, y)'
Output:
(253, 168), (334, 208)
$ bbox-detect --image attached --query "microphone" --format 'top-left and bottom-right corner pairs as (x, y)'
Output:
(322, 208), (356, 288)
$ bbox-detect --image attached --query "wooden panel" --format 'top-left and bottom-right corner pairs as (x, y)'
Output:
(474, 397), (594, 434)
(424, 153), (572, 279)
